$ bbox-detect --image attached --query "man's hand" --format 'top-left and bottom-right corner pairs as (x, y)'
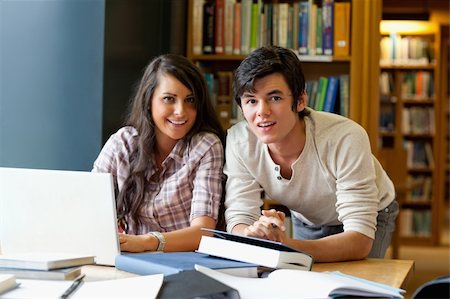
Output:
(244, 209), (287, 242)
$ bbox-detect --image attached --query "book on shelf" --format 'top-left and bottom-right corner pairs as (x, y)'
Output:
(232, 1), (241, 55)
(202, 0), (215, 54)
(298, 1), (309, 54)
(315, 6), (323, 55)
(314, 76), (329, 111)
(192, 0), (205, 55)
(214, 0), (225, 54)
(240, 0), (252, 55)
(196, 265), (405, 299)
(322, 0), (334, 56)
(339, 74), (350, 117)
(308, 1), (317, 55)
(323, 76), (339, 113)
(0, 253), (95, 271)
(333, 1), (350, 57)
(115, 251), (259, 277)
(224, 0), (235, 55)
(197, 229), (313, 271)
(0, 274), (18, 295)
(0, 266), (81, 281)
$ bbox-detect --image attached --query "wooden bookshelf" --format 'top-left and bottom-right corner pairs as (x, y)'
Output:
(378, 21), (442, 245)
(186, 0), (382, 147)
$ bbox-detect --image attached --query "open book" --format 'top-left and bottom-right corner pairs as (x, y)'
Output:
(197, 229), (313, 270)
(195, 265), (405, 299)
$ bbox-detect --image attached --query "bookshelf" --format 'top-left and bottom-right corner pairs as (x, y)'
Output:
(379, 21), (442, 245)
(186, 0), (382, 145)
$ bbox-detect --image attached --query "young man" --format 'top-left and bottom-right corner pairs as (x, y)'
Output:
(224, 46), (398, 262)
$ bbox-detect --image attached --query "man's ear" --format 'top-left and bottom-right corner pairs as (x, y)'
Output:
(296, 93), (307, 112)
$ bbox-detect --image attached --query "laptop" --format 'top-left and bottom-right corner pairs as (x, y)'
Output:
(0, 167), (121, 266)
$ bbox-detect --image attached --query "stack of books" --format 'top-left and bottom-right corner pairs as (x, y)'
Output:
(0, 252), (95, 280)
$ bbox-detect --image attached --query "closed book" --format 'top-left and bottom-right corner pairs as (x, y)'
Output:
(333, 1), (350, 57)
(192, 0), (205, 55)
(339, 74), (350, 117)
(322, 0), (334, 55)
(0, 274), (18, 295)
(214, 0), (225, 54)
(298, 1), (309, 54)
(0, 253), (95, 271)
(323, 76), (339, 112)
(202, 0), (215, 54)
(115, 252), (259, 277)
(198, 229), (313, 271)
(314, 76), (329, 111)
(0, 266), (81, 280)
(232, 1), (241, 55)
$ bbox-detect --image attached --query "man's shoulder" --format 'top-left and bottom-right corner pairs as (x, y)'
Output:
(227, 120), (254, 143)
(308, 110), (365, 136)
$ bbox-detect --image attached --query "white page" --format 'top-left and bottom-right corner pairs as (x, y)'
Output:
(0, 275), (163, 299)
(195, 265), (404, 299)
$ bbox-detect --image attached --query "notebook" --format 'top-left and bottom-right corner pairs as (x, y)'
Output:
(0, 167), (120, 266)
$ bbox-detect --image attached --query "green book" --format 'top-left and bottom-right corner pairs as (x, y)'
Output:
(315, 76), (329, 111)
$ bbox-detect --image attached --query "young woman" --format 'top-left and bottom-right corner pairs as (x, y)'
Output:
(93, 54), (225, 253)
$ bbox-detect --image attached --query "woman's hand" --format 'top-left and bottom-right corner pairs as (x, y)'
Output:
(118, 233), (158, 252)
(244, 209), (287, 242)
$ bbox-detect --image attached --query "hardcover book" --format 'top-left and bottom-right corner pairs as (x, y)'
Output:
(0, 253), (95, 271)
(197, 229), (313, 271)
(115, 251), (259, 277)
(0, 266), (81, 280)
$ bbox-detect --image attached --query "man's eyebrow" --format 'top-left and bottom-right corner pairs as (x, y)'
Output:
(242, 89), (284, 98)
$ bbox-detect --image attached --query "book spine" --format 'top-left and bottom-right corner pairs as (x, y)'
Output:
(240, 0), (252, 55)
(278, 3), (289, 48)
(192, 0), (205, 55)
(298, 1), (309, 54)
(215, 0), (225, 54)
(323, 76), (338, 112)
(315, 7), (323, 55)
(115, 255), (179, 276)
(232, 2), (241, 55)
(333, 1), (350, 57)
(203, 1), (215, 54)
(224, 0), (235, 55)
(249, 2), (260, 51)
(322, 0), (333, 56)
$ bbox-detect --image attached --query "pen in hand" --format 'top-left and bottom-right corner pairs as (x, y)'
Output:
(60, 274), (85, 299)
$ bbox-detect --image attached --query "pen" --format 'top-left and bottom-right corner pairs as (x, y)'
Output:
(60, 274), (85, 299)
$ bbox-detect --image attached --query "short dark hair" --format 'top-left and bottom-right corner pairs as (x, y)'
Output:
(233, 46), (309, 118)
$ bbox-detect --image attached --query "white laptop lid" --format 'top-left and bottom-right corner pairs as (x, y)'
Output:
(0, 167), (120, 266)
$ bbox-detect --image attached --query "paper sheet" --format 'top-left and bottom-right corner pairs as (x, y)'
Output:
(0, 274), (163, 299)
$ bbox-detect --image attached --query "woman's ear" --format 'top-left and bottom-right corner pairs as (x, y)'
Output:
(296, 93), (307, 112)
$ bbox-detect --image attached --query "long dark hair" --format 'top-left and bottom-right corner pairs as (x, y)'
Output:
(117, 54), (225, 231)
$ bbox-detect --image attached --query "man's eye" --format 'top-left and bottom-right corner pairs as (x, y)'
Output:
(271, 96), (281, 101)
(246, 99), (256, 105)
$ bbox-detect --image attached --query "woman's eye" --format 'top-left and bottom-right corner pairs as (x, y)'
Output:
(185, 97), (195, 103)
(163, 96), (175, 102)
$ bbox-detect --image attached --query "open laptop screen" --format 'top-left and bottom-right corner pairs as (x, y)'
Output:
(0, 167), (120, 266)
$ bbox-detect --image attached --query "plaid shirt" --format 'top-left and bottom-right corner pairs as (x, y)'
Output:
(92, 126), (224, 234)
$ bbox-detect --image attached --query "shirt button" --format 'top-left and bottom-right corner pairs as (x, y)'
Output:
(275, 166), (279, 171)
(277, 176), (282, 180)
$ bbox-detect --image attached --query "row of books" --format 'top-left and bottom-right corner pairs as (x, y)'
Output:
(399, 209), (432, 238)
(406, 175), (433, 203)
(380, 34), (434, 66)
(306, 74), (349, 117)
(402, 107), (435, 135)
(405, 140), (434, 170)
(401, 71), (435, 100)
(193, 0), (350, 57)
(380, 71), (435, 100)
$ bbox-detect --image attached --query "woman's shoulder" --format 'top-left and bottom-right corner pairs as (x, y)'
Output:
(190, 131), (222, 147)
(104, 126), (139, 152)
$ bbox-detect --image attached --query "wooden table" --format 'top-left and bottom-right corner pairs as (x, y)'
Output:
(83, 258), (414, 289)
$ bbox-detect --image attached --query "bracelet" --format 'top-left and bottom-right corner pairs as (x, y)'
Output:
(149, 231), (165, 251)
